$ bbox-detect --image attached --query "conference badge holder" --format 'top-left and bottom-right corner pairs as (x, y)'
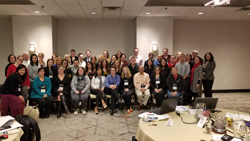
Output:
(17, 84), (22, 92)
(59, 84), (64, 91)
(173, 83), (177, 91)
(41, 86), (46, 93)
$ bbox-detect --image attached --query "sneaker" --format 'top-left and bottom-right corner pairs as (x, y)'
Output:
(82, 110), (87, 115)
(74, 109), (79, 115)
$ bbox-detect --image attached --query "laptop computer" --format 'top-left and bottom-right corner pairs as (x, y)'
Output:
(193, 98), (218, 110)
(149, 98), (178, 115)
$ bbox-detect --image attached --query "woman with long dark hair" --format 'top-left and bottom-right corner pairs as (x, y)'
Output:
(91, 68), (107, 114)
(100, 59), (110, 77)
(144, 59), (154, 77)
(202, 52), (216, 97)
(71, 67), (90, 115)
(1, 64), (27, 117)
(160, 59), (171, 80)
(86, 62), (95, 80)
(61, 59), (72, 80)
(44, 59), (57, 80)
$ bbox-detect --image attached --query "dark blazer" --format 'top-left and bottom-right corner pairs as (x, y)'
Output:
(1, 73), (22, 96)
(120, 77), (134, 90)
(203, 60), (216, 80)
(128, 64), (139, 76)
(150, 74), (166, 90)
(167, 74), (185, 93)
(70, 56), (79, 64)
(44, 66), (58, 80)
(83, 56), (91, 62)
(5, 63), (13, 77)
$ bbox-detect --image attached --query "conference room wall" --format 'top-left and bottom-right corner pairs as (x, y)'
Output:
(0, 17), (13, 84)
(57, 20), (136, 60)
(173, 20), (250, 90)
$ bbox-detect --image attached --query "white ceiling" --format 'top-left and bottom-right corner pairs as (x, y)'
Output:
(0, 0), (249, 20)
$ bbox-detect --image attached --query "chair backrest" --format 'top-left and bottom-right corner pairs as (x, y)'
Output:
(23, 106), (39, 122)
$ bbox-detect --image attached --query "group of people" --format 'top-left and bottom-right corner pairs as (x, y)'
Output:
(1, 48), (216, 119)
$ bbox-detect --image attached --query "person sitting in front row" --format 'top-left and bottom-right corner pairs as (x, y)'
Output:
(134, 65), (150, 110)
(167, 67), (185, 104)
(31, 67), (54, 119)
(52, 66), (70, 118)
(91, 68), (108, 114)
(104, 67), (120, 115)
(71, 67), (90, 115)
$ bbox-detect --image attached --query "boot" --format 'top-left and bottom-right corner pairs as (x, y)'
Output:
(57, 101), (62, 118)
(60, 95), (69, 114)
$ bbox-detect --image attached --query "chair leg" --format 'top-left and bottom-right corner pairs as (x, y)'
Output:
(89, 98), (91, 111)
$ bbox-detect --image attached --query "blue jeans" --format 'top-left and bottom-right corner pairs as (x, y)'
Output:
(167, 90), (184, 104)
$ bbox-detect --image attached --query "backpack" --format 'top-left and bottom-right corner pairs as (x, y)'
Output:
(15, 113), (41, 141)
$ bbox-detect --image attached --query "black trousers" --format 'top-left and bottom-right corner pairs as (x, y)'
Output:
(91, 89), (104, 107)
(104, 87), (119, 110)
(183, 77), (190, 104)
(32, 95), (54, 117)
(121, 88), (134, 110)
(190, 91), (198, 102)
(202, 80), (214, 97)
(152, 89), (166, 108)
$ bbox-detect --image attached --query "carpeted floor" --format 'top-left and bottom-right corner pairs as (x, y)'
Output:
(1, 92), (250, 141)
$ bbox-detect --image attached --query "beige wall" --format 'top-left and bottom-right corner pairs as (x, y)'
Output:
(173, 20), (250, 90)
(57, 20), (136, 59)
(0, 17), (13, 84)
(12, 16), (53, 62)
(136, 17), (173, 61)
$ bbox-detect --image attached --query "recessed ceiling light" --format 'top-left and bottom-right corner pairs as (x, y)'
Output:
(146, 13), (150, 15)
(34, 11), (40, 14)
(91, 12), (96, 14)
(198, 12), (203, 15)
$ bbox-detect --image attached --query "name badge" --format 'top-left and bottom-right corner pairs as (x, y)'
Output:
(141, 84), (146, 88)
(49, 75), (53, 79)
(18, 84), (22, 92)
(203, 71), (206, 76)
(156, 78), (160, 85)
(41, 86), (46, 93)
(124, 80), (129, 86)
(173, 83), (177, 91)
(59, 84), (64, 90)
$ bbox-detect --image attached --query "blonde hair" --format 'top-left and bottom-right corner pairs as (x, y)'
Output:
(121, 66), (132, 79)
(55, 56), (62, 66)
(38, 52), (44, 57)
(64, 54), (70, 59)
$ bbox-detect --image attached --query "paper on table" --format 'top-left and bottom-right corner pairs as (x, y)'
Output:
(211, 135), (242, 141)
(166, 117), (173, 126)
(197, 115), (208, 128)
(0, 116), (14, 127)
(189, 109), (197, 115)
(138, 112), (170, 121)
(175, 106), (188, 113)
(0, 122), (23, 133)
(225, 112), (250, 121)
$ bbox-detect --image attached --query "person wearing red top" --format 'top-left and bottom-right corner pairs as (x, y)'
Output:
(7, 55), (30, 102)
(120, 54), (129, 68)
(168, 55), (177, 69)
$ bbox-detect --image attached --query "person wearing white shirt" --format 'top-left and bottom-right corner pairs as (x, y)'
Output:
(22, 52), (30, 67)
(130, 48), (143, 66)
(91, 68), (107, 114)
(79, 55), (86, 68)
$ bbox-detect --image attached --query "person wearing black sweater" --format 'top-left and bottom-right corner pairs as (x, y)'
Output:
(44, 59), (57, 81)
(120, 67), (135, 114)
(150, 66), (167, 108)
(1, 65), (26, 117)
(167, 67), (185, 103)
(144, 59), (154, 77)
(52, 66), (70, 118)
(128, 56), (139, 76)
(160, 59), (171, 80)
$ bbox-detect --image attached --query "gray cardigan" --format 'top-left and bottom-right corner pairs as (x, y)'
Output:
(28, 64), (39, 82)
(203, 61), (216, 80)
(191, 65), (203, 93)
(71, 75), (90, 93)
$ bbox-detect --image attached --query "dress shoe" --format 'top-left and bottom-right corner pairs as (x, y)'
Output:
(127, 109), (131, 114)
(110, 109), (114, 115)
(138, 105), (141, 111)
(130, 108), (133, 112)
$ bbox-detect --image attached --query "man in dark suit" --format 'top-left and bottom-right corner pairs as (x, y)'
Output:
(70, 49), (78, 64)
(83, 50), (91, 62)
(128, 56), (139, 76)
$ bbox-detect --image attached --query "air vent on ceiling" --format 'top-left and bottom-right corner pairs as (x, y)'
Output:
(0, 0), (34, 5)
(103, 7), (121, 12)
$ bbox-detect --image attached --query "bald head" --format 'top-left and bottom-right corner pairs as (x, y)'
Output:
(22, 52), (29, 61)
(138, 65), (144, 74)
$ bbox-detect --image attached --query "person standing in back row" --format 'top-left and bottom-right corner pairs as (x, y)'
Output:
(130, 48), (143, 66)
(175, 54), (190, 105)
(202, 52), (216, 98)
(84, 50), (91, 62)
(128, 56), (139, 76)
(70, 49), (78, 64)
(162, 48), (171, 63)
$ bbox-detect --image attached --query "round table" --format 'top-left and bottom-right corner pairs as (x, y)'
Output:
(135, 109), (249, 141)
